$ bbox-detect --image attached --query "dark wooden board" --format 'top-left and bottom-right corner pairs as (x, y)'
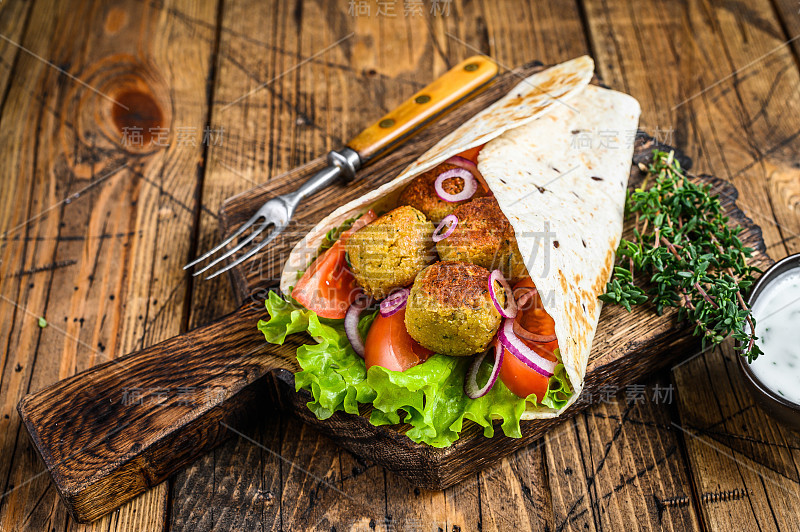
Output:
(16, 62), (770, 524)
(218, 63), (771, 482)
(220, 131), (771, 490)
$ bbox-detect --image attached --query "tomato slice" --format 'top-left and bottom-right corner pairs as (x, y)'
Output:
(365, 308), (433, 372)
(497, 339), (557, 400)
(291, 210), (377, 319)
(498, 278), (560, 400)
(291, 240), (357, 319)
(339, 209), (377, 244)
(457, 144), (485, 163)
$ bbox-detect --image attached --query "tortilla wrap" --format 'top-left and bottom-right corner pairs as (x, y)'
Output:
(280, 57), (641, 419)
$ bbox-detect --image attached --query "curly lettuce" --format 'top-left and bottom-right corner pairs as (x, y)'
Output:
(258, 291), (573, 447)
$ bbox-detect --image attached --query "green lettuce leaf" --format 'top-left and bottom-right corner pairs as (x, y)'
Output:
(258, 291), (376, 419)
(258, 292), (574, 447)
(295, 215), (361, 282)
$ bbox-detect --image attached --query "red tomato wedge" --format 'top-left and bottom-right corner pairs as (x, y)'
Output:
(291, 210), (377, 319)
(365, 308), (433, 372)
(340, 209), (377, 244)
(457, 144), (484, 163)
(498, 278), (559, 400)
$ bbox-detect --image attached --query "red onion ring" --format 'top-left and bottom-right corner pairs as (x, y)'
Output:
(512, 318), (558, 344)
(432, 215), (458, 243)
(511, 285), (557, 342)
(434, 168), (477, 203)
(445, 155), (476, 169)
(488, 269), (517, 319)
(464, 342), (504, 399)
(379, 288), (409, 317)
(515, 286), (538, 308)
(445, 155), (490, 192)
(344, 296), (372, 358)
(498, 319), (556, 377)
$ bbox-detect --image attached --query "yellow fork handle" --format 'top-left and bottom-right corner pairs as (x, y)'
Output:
(346, 55), (497, 164)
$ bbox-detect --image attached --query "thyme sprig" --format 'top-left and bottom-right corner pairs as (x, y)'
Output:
(599, 150), (763, 362)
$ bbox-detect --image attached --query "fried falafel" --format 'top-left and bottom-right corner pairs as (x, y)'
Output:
(435, 197), (528, 283)
(404, 261), (504, 356)
(397, 163), (487, 224)
(346, 205), (435, 298)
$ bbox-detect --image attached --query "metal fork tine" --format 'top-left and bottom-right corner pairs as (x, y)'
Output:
(205, 224), (285, 280)
(183, 212), (262, 269)
(191, 218), (270, 277)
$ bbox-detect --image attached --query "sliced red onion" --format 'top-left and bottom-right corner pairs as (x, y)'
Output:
(379, 288), (409, 317)
(488, 269), (517, 319)
(432, 215), (458, 243)
(445, 155), (477, 170)
(445, 155), (489, 192)
(512, 317), (558, 343)
(344, 296), (371, 358)
(464, 342), (504, 399)
(498, 319), (556, 377)
(511, 285), (557, 342)
(515, 286), (538, 309)
(434, 168), (477, 203)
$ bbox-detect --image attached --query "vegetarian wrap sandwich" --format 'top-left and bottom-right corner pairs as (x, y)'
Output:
(259, 56), (642, 447)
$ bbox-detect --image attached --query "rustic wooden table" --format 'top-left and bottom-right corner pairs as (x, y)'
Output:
(1, 0), (799, 530)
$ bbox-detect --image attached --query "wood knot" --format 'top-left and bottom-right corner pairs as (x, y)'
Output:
(70, 55), (172, 161)
(112, 90), (164, 146)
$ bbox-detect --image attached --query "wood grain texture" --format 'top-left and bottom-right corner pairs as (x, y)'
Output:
(18, 40), (745, 532)
(18, 301), (299, 523)
(0, 0), (218, 529)
(171, 0), (367, 528)
(3, 0), (799, 530)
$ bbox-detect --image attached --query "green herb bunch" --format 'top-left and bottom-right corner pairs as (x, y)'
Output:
(599, 150), (763, 362)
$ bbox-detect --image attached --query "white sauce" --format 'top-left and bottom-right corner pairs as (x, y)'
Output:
(748, 268), (800, 405)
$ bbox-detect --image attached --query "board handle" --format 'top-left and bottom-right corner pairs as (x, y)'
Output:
(17, 302), (294, 523)
(346, 55), (497, 163)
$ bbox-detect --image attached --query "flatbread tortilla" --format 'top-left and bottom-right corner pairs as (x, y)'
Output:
(280, 57), (641, 419)
(478, 84), (640, 418)
(280, 56), (595, 292)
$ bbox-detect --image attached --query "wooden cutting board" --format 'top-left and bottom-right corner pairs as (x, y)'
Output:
(17, 62), (771, 524)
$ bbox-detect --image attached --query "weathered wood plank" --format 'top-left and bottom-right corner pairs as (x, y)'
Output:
(0, 0), (217, 529)
(0, 0), (34, 111)
(172, 0), (365, 528)
(4, 0), (793, 530)
(772, 0), (800, 69)
(548, 377), (702, 532)
(170, 406), (283, 531)
(581, 0), (800, 529)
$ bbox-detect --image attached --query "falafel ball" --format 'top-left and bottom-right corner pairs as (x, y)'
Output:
(436, 196), (528, 283)
(405, 261), (504, 356)
(397, 163), (487, 224)
(346, 205), (435, 298)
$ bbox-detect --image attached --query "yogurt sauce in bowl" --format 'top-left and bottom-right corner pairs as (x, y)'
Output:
(747, 268), (800, 406)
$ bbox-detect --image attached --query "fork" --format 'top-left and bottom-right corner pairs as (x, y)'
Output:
(185, 56), (497, 279)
